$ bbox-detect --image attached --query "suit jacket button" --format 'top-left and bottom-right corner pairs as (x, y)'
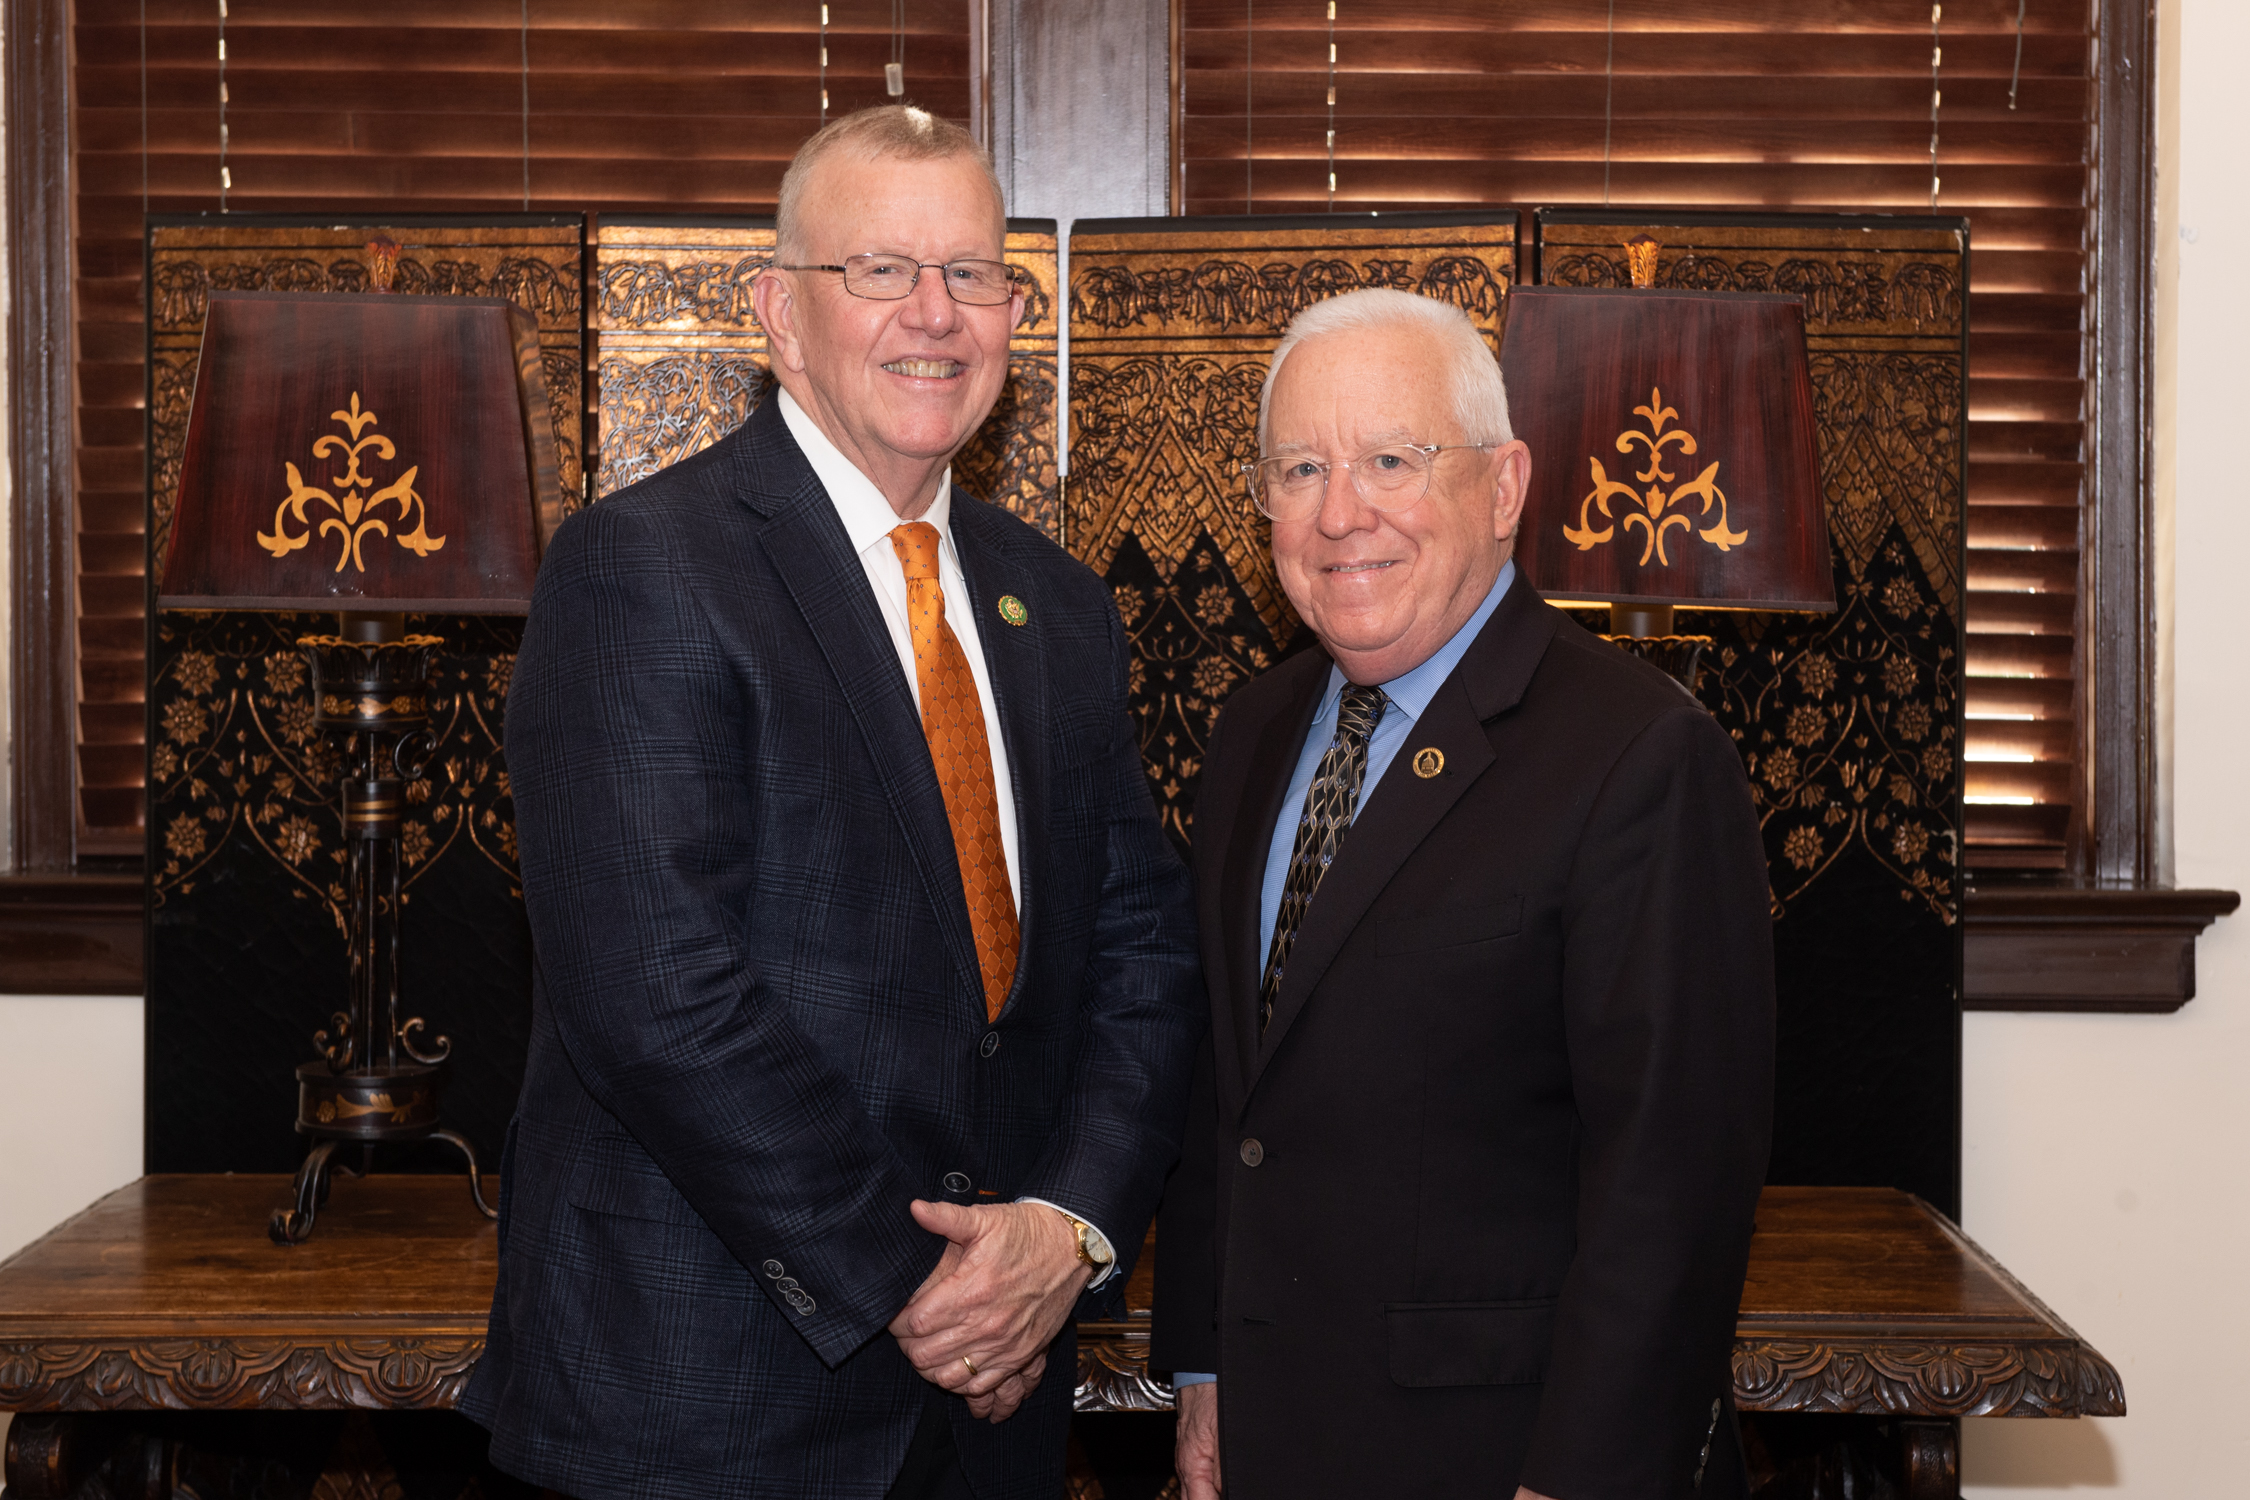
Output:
(1239, 1138), (1264, 1167)
(943, 1171), (972, 1193)
(980, 1031), (1000, 1058)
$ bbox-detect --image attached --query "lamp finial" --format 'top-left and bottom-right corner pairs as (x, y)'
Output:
(1625, 235), (1661, 289)
(366, 236), (401, 294)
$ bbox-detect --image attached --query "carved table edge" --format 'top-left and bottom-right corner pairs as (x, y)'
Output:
(1731, 1336), (2125, 1418)
(1074, 1326), (1172, 1415)
(0, 1334), (482, 1412)
(1071, 1326), (2126, 1419)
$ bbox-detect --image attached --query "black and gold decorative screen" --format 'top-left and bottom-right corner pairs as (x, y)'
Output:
(589, 217), (1061, 536)
(146, 216), (584, 1173)
(1537, 212), (1966, 1213)
(1065, 213), (1519, 849)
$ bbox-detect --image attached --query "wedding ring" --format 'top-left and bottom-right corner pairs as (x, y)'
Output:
(962, 1355), (980, 1378)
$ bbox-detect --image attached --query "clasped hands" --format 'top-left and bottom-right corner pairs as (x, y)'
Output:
(888, 1199), (1093, 1422)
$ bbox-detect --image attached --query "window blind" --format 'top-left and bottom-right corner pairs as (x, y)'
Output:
(1179, 0), (2093, 871)
(69, 0), (973, 852)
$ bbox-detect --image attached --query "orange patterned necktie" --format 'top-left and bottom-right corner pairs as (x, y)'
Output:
(889, 522), (1020, 1023)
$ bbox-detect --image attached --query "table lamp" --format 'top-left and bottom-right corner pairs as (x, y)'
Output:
(159, 246), (563, 1242)
(1501, 247), (1834, 687)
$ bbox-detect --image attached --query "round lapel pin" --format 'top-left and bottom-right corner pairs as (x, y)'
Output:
(997, 594), (1029, 627)
(1412, 747), (1445, 779)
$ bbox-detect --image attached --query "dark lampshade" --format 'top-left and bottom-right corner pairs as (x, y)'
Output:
(160, 290), (564, 612)
(1501, 285), (1834, 613)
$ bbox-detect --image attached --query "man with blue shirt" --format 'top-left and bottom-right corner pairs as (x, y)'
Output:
(1150, 288), (1774, 1499)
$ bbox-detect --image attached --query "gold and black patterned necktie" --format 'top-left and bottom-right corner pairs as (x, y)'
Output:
(1258, 683), (1389, 1034)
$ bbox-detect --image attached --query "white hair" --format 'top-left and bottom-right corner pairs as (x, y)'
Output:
(1257, 287), (1512, 453)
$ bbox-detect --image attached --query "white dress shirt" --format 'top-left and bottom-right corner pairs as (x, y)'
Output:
(777, 389), (1113, 1285)
(778, 389), (1019, 910)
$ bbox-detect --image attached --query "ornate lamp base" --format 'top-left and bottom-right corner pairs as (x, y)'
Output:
(268, 614), (495, 1247)
(270, 1062), (495, 1244)
(1601, 632), (1713, 694)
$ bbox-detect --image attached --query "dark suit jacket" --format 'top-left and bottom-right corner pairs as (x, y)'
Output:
(1150, 581), (1774, 1499)
(460, 400), (1202, 1500)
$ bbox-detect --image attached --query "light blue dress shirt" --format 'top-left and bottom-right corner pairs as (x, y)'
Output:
(1256, 559), (1515, 966)
(1173, 559), (1514, 1392)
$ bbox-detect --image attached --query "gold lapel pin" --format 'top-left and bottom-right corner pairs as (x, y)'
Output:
(997, 594), (1029, 627)
(1412, 747), (1445, 779)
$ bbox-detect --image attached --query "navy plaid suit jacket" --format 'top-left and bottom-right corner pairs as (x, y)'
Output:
(460, 399), (1202, 1500)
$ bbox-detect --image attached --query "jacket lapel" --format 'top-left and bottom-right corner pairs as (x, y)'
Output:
(948, 495), (1045, 1018)
(1247, 584), (1563, 1095)
(1215, 658), (1325, 1109)
(741, 408), (987, 1010)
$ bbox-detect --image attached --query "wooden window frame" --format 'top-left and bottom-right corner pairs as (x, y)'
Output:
(1953, 0), (2239, 1013)
(4, 0), (2233, 1002)
(6, 0), (74, 878)
(2086, 0), (2158, 889)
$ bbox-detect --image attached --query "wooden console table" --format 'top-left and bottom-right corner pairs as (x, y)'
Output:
(1, 1178), (2121, 1499)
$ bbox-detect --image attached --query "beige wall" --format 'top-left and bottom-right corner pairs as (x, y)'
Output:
(0, 996), (143, 1263)
(1960, 0), (2249, 1489)
(0, 995), (145, 1464)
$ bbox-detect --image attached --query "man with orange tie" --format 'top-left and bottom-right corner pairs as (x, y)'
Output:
(461, 106), (1201, 1500)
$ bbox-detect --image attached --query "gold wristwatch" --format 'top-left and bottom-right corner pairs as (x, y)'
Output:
(1055, 1210), (1114, 1274)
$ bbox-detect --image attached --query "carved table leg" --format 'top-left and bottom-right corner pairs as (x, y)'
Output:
(4, 1413), (84, 1500)
(1897, 1418), (1959, 1500)
(2, 1414), (168, 1500)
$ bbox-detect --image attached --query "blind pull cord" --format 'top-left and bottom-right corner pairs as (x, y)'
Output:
(888, 0), (906, 97)
(1325, 1), (1337, 208)
(1245, 0), (1254, 212)
(1602, 0), (1616, 206)
(520, 0), (530, 210)
(2009, 0), (2026, 110)
(1929, 3), (1943, 210)
(217, 0), (229, 210)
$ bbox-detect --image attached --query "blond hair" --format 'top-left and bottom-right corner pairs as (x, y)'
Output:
(1259, 288), (1512, 453)
(775, 106), (1005, 260)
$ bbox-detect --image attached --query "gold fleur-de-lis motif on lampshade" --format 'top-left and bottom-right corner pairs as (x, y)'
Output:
(257, 392), (446, 573)
(1563, 387), (1749, 567)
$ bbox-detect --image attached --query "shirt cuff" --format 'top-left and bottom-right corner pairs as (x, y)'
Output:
(1017, 1197), (1119, 1289)
(1173, 1371), (1217, 1386)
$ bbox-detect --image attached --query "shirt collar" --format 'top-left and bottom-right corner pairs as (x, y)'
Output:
(1317, 558), (1516, 725)
(778, 387), (954, 559)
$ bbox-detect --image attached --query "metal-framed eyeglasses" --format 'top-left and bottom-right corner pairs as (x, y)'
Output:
(773, 254), (1025, 306)
(1240, 443), (1495, 521)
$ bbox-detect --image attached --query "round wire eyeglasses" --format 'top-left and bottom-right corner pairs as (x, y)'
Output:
(1239, 443), (1494, 521)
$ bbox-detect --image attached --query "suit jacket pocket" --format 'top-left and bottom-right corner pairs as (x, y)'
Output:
(1377, 894), (1523, 955)
(567, 1159), (708, 1228)
(1384, 1298), (1558, 1388)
